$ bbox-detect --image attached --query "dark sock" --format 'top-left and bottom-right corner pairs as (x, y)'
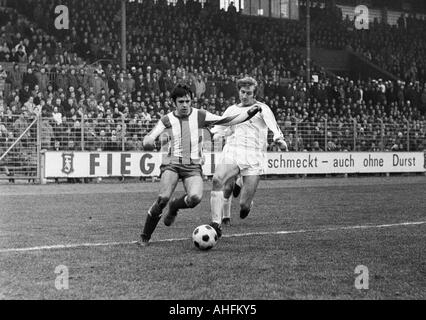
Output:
(141, 213), (161, 240)
(172, 195), (190, 211)
(149, 201), (163, 217)
(240, 207), (251, 219)
(233, 183), (241, 198)
(141, 200), (166, 240)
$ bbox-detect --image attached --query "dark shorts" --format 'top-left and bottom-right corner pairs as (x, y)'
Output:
(160, 163), (203, 180)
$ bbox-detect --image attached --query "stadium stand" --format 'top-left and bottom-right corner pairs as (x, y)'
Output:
(0, 0), (425, 182)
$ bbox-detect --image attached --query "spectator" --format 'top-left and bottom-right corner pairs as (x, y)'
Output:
(35, 66), (49, 94)
(12, 110), (29, 145)
(40, 118), (54, 150)
(55, 67), (69, 91)
(194, 74), (206, 99)
(117, 72), (127, 93)
(22, 67), (38, 90)
(52, 106), (62, 126)
(0, 64), (6, 92)
(126, 73), (135, 94)
(7, 64), (23, 91)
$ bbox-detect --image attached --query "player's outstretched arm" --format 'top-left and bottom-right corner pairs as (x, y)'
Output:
(143, 119), (166, 150)
(204, 104), (261, 127)
(208, 106), (234, 140)
(210, 126), (234, 141)
(261, 103), (288, 151)
(143, 135), (156, 150)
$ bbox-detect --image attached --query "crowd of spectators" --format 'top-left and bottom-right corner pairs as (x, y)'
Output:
(3, 0), (425, 83)
(341, 11), (426, 83)
(1, 61), (424, 154)
(0, 0), (425, 165)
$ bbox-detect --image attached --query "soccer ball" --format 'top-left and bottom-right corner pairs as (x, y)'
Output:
(192, 224), (218, 250)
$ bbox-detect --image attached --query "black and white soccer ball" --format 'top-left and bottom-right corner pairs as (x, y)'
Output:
(192, 224), (218, 250)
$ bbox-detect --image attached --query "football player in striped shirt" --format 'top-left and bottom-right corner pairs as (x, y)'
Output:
(139, 84), (262, 246)
(209, 77), (288, 237)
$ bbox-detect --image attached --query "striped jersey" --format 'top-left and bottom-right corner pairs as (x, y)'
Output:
(148, 108), (244, 165)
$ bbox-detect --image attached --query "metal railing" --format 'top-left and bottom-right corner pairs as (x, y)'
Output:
(41, 116), (154, 152)
(0, 114), (39, 182)
(1, 115), (425, 181)
(273, 119), (425, 152)
(34, 116), (426, 152)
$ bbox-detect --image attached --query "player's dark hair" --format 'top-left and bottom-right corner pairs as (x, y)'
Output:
(170, 84), (193, 103)
(236, 76), (258, 95)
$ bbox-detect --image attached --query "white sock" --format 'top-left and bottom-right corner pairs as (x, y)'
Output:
(236, 176), (243, 188)
(210, 191), (224, 225)
(222, 195), (232, 220)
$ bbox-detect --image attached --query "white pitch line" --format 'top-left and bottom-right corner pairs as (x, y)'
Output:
(0, 220), (425, 254)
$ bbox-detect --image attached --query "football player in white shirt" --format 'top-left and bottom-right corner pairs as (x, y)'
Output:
(209, 77), (288, 237)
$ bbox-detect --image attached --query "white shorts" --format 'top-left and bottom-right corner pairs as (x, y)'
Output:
(217, 147), (266, 176)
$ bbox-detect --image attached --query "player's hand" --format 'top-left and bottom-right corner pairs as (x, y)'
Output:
(275, 138), (288, 151)
(247, 104), (262, 117)
(143, 135), (155, 151)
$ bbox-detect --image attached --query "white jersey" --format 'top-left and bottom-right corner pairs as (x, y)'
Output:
(212, 101), (283, 154)
(212, 101), (284, 175)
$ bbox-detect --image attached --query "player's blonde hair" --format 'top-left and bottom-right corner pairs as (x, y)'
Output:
(237, 77), (257, 94)
(236, 76), (258, 92)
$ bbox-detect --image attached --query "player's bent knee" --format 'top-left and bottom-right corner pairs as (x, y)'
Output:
(186, 194), (202, 208)
(223, 181), (234, 197)
(212, 176), (225, 190)
(157, 196), (170, 209)
(223, 188), (233, 199)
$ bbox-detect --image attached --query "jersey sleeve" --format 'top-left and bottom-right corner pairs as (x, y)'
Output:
(209, 107), (233, 135)
(261, 104), (284, 141)
(147, 115), (169, 139)
(203, 110), (225, 126)
(203, 105), (258, 127)
(210, 126), (233, 136)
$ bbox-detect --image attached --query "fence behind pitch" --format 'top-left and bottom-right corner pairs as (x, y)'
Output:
(0, 114), (39, 181)
(1, 115), (425, 182)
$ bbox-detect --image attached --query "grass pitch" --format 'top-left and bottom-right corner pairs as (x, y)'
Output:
(0, 176), (425, 299)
